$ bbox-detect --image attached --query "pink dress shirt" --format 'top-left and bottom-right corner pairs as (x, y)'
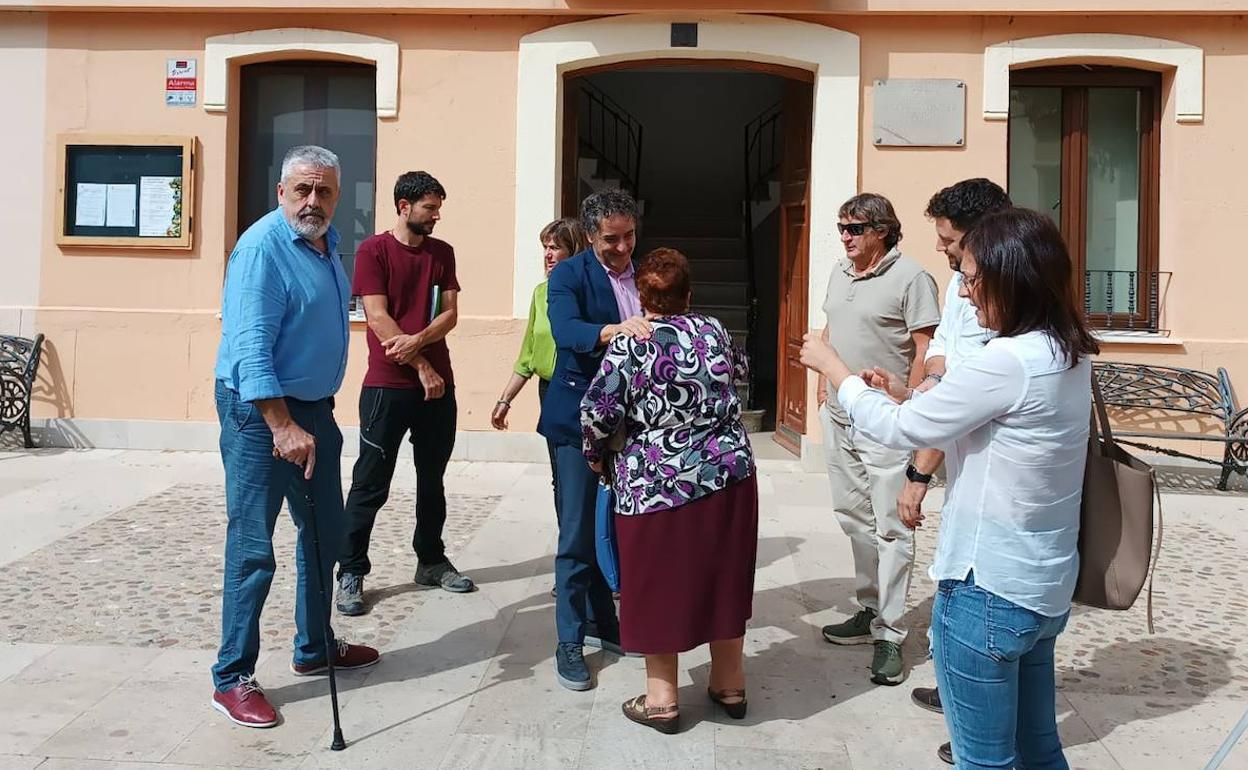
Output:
(602, 259), (642, 321)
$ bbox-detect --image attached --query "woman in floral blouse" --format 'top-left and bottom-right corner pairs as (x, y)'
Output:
(581, 248), (758, 735)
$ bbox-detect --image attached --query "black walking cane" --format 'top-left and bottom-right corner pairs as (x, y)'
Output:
(285, 440), (347, 751)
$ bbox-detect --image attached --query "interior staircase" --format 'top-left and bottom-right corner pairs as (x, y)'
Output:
(572, 81), (779, 433)
(635, 220), (766, 433)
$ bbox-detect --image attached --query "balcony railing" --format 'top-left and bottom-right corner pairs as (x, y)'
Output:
(1083, 269), (1171, 333)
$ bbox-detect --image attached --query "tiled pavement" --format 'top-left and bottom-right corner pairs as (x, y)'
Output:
(1, 443), (1247, 769)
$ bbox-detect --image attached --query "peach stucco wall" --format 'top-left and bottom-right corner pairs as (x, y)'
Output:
(29, 13), (558, 432)
(15, 9), (1248, 450)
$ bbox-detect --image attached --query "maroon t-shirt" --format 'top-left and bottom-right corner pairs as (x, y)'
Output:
(352, 232), (460, 389)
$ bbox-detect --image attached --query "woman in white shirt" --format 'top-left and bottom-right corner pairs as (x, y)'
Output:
(801, 207), (1099, 770)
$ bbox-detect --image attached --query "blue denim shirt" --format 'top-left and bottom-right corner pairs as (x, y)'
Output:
(214, 208), (350, 403)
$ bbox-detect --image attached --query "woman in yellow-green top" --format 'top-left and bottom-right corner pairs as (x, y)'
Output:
(492, 218), (588, 529)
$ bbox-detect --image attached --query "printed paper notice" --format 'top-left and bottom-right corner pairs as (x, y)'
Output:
(74, 183), (107, 227)
(105, 184), (137, 227)
(139, 176), (182, 237)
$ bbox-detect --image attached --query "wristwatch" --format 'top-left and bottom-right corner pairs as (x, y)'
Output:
(905, 464), (933, 485)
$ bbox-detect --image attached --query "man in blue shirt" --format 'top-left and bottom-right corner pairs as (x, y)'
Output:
(211, 145), (378, 729)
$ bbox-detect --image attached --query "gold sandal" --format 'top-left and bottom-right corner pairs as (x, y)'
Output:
(621, 694), (681, 734)
(708, 687), (748, 719)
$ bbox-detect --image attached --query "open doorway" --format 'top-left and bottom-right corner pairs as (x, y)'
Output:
(561, 62), (814, 452)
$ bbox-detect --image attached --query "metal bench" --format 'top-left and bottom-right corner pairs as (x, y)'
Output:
(1093, 361), (1248, 490)
(0, 333), (44, 448)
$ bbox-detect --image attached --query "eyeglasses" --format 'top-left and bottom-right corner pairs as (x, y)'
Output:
(961, 271), (982, 289)
(837, 222), (878, 237)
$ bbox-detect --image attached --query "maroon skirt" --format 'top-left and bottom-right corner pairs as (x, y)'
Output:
(615, 474), (759, 655)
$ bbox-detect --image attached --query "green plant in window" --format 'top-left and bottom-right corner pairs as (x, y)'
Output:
(168, 177), (183, 237)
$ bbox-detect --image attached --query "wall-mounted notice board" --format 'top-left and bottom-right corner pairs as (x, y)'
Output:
(56, 135), (195, 250)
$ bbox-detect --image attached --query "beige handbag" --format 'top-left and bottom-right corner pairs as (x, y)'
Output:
(1074, 375), (1163, 632)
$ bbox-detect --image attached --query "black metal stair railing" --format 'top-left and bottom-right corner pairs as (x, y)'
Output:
(1082, 269), (1172, 333)
(739, 101), (783, 410)
(578, 81), (644, 200)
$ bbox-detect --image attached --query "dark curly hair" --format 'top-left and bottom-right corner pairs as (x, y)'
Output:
(581, 187), (640, 236)
(925, 178), (1011, 232)
(393, 171), (447, 213)
(636, 248), (691, 316)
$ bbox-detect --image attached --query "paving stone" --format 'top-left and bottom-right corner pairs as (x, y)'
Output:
(295, 668), (480, 770)
(437, 735), (583, 770)
(456, 654), (597, 739)
(34, 759), (274, 770)
(0, 643), (53, 681)
(1066, 692), (1246, 769)
(0, 676), (120, 755)
(33, 679), (209, 761)
(1, 448), (1246, 768)
(0, 483), (497, 652)
(578, 698), (714, 770)
(714, 745), (851, 770)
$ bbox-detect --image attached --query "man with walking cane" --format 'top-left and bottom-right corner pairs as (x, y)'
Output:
(211, 145), (379, 729)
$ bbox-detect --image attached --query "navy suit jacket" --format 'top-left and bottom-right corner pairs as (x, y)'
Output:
(537, 248), (627, 447)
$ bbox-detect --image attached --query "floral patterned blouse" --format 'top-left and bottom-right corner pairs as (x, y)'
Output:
(580, 313), (756, 516)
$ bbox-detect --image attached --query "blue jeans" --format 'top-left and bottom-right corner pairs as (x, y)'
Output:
(552, 443), (617, 644)
(932, 573), (1070, 770)
(212, 380), (345, 692)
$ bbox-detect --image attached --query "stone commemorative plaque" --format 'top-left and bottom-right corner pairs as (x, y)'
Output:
(872, 78), (966, 147)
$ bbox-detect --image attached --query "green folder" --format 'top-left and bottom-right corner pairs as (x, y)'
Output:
(429, 284), (441, 323)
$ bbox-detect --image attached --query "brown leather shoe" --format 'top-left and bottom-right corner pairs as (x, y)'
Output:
(291, 640), (380, 676)
(211, 676), (278, 728)
(621, 694), (680, 734)
(911, 686), (943, 714)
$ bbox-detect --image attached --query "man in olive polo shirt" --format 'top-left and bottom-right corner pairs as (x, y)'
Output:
(817, 192), (940, 686)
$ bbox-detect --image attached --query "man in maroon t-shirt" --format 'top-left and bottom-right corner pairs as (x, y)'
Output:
(335, 171), (474, 615)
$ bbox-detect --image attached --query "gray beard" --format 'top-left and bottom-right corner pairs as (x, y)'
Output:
(292, 216), (329, 241)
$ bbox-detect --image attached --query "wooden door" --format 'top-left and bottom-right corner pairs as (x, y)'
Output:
(774, 80), (814, 455)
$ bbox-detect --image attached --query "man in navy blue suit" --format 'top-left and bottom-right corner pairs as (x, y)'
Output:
(539, 188), (652, 691)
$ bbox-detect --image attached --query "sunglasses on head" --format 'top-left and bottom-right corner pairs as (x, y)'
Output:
(837, 222), (877, 237)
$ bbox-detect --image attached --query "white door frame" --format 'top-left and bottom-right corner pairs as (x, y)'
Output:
(511, 13), (861, 340)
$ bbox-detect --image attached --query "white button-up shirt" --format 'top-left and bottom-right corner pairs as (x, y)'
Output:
(925, 273), (994, 371)
(838, 331), (1091, 616)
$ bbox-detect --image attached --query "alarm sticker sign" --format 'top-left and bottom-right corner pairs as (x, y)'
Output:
(166, 59), (197, 107)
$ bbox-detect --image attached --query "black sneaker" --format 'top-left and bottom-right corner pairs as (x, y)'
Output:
(870, 640), (905, 686)
(937, 742), (954, 765)
(555, 642), (592, 691)
(821, 607), (877, 645)
(414, 560), (476, 593)
(911, 686), (943, 713)
(335, 573), (365, 616)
